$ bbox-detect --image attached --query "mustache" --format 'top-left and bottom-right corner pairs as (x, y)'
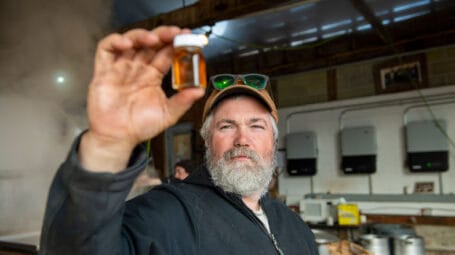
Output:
(223, 147), (261, 163)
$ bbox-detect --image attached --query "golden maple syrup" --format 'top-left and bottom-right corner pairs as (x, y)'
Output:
(172, 34), (208, 90)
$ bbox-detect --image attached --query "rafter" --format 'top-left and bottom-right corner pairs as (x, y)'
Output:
(349, 0), (394, 45)
(119, 0), (307, 31)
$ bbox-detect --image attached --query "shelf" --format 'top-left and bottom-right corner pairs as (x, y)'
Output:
(364, 214), (455, 226)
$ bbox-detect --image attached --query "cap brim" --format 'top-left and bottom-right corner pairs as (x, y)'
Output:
(202, 83), (278, 123)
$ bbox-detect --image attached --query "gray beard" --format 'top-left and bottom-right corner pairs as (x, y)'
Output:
(206, 146), (277, 197)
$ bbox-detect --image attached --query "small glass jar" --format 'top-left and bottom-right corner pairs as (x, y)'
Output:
(172, 34), (208, 91)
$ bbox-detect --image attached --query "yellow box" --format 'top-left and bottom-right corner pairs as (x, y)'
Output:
(337, 204), (360, 225)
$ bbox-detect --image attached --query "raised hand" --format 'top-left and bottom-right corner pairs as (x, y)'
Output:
(79, 26), (205, 172)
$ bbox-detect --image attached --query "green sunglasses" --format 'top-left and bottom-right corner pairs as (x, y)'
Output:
(210, 73), (269, 90)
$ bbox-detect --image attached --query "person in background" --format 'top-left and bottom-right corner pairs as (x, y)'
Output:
(173, 159), (197, 180)
(39, 25), (318, 255)
(161, 159), (197, 183)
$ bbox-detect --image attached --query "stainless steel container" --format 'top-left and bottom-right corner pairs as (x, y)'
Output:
(359, 234), (391, 255)
(394, 235), (425, 255)
(312, 229), (339, 255)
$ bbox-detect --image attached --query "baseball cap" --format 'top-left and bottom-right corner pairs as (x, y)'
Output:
(202, 75), (278, 123)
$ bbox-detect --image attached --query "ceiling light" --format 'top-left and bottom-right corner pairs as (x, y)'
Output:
(393, 0), (430, 12)
(291, 28), (317, 37)
(238, 50), (259, 58)
(56, 76), (65, 84)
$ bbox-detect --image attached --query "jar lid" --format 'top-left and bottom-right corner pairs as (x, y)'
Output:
(174, 34), (208, 48)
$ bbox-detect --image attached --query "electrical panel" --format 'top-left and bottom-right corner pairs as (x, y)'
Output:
(406, 120), (448, 172)
(341, 126), (377, 174)
(286, 131), (317, 176)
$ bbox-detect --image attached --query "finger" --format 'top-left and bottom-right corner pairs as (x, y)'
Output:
(133, 47), (156, 63)
(124, 26), (182, 50)
(94, 33), (133, 74)
(100, 33), (134, 52)
(148, 45), (174, 75)
(94, 26), (183, 73)
(149, 26), (183, 45)
(124, 64), (161, 89)
(123, 29), (160, 49)
(123, 26), (182, 67)
(166, 88), (206, 124)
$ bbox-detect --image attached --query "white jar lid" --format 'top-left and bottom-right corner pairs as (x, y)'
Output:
(173, 34), (208, 48)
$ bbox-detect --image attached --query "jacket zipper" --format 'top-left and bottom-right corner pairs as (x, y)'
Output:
(251, 210), (284, 255)
(270, 232), (285, 255)
(220, 191), (285, 255)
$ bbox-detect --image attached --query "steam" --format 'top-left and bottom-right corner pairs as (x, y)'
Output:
(0, 0), (112, 237)
(0, 0), (111, 114)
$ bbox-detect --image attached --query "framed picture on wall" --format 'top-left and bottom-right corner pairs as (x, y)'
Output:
(373, 53), (428, 94)
(165, 122), (194, 176)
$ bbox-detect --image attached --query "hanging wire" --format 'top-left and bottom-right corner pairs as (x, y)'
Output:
(382, 38), (455, 152)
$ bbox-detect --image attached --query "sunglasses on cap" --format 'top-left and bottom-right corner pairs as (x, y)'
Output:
(210, 73), (269, 90)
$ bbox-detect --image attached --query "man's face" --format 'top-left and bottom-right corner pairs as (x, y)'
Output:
(205, 96), (276, 197)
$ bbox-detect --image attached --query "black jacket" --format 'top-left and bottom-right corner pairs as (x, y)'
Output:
(39, 137), (318, 255)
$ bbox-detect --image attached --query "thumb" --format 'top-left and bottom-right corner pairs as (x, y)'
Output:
(166, 88), (205, 123)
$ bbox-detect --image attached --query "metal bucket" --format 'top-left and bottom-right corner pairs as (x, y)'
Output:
(359, 234), (391, 255)
(312, 229), (339, 255)
(394, 235), (425, 255)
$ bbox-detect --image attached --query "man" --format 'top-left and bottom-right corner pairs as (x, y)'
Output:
(173, 159), (197, 180)
(161, 159), (197, 183)
(39, 26), (317, 255)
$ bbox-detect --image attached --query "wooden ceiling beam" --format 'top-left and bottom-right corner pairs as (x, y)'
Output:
(349, 0), (394, 45)
(119, 0), (303, 32)
(118, 0), (455, 79)
(208, 10), (455, 76)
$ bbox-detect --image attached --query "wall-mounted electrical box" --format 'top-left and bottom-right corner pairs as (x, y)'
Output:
(406, 120), (448, 172)
(341, 126), (376, 174)
(286, 131), (317, 176)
